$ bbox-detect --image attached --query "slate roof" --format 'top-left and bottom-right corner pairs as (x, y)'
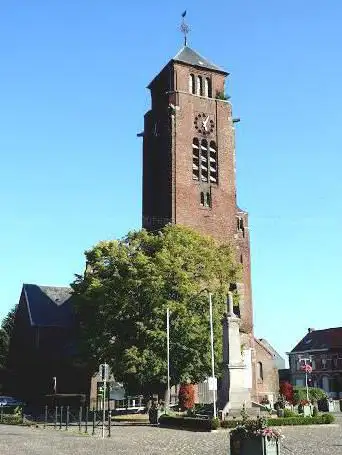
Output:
(23, 284), (74, 329)
(173, 46), (228, 74)
(291, 327), (342, 353)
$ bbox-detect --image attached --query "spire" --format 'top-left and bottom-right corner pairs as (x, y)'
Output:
(180, 10), (190, 46)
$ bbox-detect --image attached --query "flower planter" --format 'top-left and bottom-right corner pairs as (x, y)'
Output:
(303, 405), (311, 417)
(230, 435), (281, 455)
(148, 408), (162, 424)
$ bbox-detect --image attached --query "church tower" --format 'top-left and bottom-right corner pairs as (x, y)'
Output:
(141, 44), (253, 335)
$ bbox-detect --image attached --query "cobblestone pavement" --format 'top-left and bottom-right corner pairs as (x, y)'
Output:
(1, 420), (342, 455)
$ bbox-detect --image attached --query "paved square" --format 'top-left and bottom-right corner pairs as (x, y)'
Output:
(1, 419), (342, 454)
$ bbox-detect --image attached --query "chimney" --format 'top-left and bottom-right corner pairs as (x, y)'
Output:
(308, 328), (315, 333)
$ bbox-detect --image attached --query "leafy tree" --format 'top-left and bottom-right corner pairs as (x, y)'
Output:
(0, 306), (16, 368)
(72, 225), (240, 396)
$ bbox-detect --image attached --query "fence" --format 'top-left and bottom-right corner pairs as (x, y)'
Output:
(42, 406), (113, 437)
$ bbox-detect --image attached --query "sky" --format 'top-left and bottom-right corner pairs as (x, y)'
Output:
(0, 1), (341, 360)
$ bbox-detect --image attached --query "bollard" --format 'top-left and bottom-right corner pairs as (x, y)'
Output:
(108, 410), (111, 438)
(66, 406), (69, 430)
(78, 406), (82, 432)
(85, 407), (89, 434)
(44, 405), (48, 429)
(54, 406), (58, 429)
(60, 406), (63, 430)
(92, 408), (96, 436)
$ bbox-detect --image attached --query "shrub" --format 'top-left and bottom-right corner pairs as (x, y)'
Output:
(221, 419), (240, 429)
(0, 414), (23, 425)
(219, 414), (335, 429)
(279, 381), (294, 403)
(267, 414), (335, 426)
(312, 406), (318, 417)
(158, 415), (217, 431)
(283, 409), (297, 418)
(293, 387), (327, 404)
(178, 383), (195, 411)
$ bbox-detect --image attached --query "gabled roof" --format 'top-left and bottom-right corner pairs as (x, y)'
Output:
(259, 338), (284, 360)
(291, 327), (342, 353)
(173, 46), (228, 74)
(23, 284), (74, 329)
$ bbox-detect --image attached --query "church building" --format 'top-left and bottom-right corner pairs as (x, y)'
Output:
(141, 37), (279, 406)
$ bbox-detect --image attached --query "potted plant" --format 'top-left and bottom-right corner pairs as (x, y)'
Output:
(230, 416), (282, 455)
(148, 399), (162, 425)
(298, 399), (311, 416)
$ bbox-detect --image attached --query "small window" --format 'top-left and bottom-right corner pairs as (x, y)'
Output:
(257, 362), (263, 381)
(200, 192), (205, 206)
(240, 254), (243, 264)
(189, 74), (195, 94)
(204, 77), (212, 97)
(197, 75), (203, 96)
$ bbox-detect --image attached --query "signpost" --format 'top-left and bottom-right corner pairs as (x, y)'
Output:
(99, 363), (109, 438)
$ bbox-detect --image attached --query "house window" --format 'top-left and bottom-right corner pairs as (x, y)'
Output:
(257, 362), (263, 381)
(209, 141), (218, 183)
(200, 140), (208, 182)
(189, 74), (195, 94)
(200, 192), (205, 206)
(197, 75), (203, 96)
(192, 138), (200, 180)
(205, 77), (212, 97)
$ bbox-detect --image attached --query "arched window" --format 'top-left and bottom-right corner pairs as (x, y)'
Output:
(257, 362), (263, 381)
(209, 141), (218, 183)
(189, 74), (195, 94)
(192, 138), (199, 180)
(200, 192), (205, 206)
(197, 75), (203, 96)
(204, 77), (212, 97)
(200, 140), (208, 182)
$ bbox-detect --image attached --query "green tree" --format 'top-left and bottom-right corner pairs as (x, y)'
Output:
(72, 225), (240, 396)
(0, 307), (16, 368)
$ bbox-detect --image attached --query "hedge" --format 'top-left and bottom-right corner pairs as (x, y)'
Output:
(158, 415), (220, 431)
(220, 414), (335, 429)
(0, 414), (23, 425)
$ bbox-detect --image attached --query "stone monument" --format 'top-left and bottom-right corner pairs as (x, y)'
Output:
(219, 292), (251, 416)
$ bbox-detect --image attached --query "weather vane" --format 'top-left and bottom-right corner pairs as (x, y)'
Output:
(180, 10), (190, 46)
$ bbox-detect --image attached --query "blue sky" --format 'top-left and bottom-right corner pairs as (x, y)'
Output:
(0, 1), (341, 359)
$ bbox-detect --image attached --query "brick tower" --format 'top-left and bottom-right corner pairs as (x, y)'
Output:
(142, 45), (252, 334)
(140, 42), (279, 403)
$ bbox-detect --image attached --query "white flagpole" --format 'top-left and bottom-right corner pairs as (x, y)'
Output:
(209, 293), (217, 419)
(167, 308), (171, 408)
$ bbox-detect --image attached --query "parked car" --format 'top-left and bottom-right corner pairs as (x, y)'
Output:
(0, 396), (25, 407)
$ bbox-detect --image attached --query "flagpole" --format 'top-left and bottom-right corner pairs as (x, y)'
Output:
(209, 293), (217, 419)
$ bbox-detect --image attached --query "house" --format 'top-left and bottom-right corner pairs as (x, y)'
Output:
(7, 284), (89, 402)
(288, 327), (342, 398)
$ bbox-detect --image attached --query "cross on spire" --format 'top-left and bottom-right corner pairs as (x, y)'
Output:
(180, 10), (190, 46)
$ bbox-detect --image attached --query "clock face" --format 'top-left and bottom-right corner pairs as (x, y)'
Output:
(194, 113), (215, 136)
